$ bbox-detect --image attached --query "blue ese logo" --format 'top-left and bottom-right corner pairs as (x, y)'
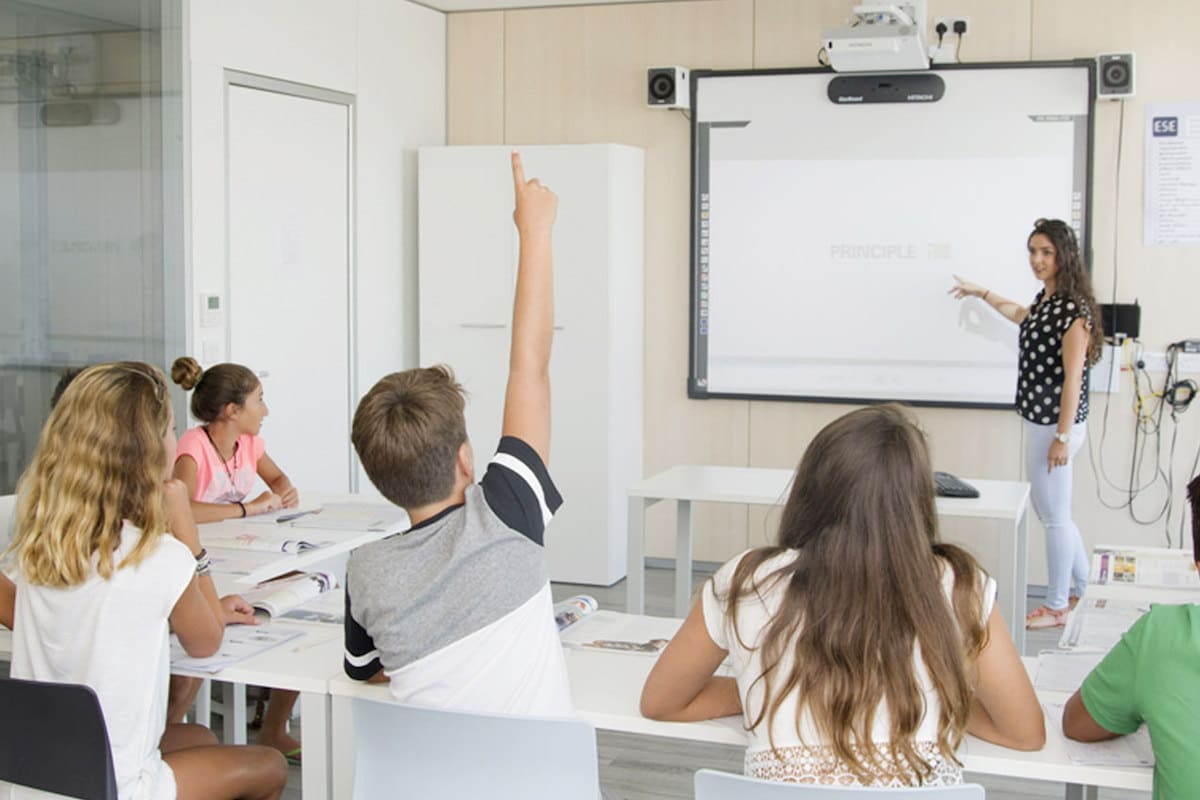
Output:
(1152, 117), (1178, 137)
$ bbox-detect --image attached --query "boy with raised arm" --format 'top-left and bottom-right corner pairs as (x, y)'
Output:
(1061, 474), (1200, 799)
(343, 152), (571, 714)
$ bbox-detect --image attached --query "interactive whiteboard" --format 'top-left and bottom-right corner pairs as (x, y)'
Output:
(689, 63), (1094, 407)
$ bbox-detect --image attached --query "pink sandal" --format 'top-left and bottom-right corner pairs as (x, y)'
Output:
(1025, 605), (1069, 630)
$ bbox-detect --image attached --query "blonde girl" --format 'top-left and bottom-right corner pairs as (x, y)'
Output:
(6, 362), (287, 800)
(641, 405), (1044, 786)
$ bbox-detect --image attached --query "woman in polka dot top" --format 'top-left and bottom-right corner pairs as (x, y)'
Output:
(949, 219), (1104, 630)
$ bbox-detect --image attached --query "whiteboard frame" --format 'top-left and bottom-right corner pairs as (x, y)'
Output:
(686, 60), (1097, 409)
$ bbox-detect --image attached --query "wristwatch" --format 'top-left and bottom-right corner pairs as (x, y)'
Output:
(1053, 431), (1071, 445)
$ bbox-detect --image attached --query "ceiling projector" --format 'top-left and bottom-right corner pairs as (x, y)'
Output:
(822, 2), (930, 73)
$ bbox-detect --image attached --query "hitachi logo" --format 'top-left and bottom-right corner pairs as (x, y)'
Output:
(907, 93), (934, 101)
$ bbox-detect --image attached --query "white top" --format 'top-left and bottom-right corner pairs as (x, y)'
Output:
(702, 548), (996, 787)
(10, 524), (196, 800)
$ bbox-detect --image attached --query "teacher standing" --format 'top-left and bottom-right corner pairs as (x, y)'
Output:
(949, 218), (1104, 630)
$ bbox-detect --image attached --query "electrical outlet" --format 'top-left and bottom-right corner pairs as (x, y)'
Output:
(932, 16), (970, 36)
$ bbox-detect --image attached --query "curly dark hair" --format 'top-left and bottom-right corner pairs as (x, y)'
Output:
(1029, 218), (1104, 365)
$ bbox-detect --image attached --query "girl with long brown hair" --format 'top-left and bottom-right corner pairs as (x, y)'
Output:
(950, 218), (1103, 629)
(6, 362), (287, 800)
(641, 405), (1043, 786)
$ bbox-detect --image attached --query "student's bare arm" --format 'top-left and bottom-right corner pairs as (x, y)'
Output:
(501, 151), (558, 465)
(257, 452), (298, 508)
(640, 598), (742, 722)
(965, 605), (1046, 750)
(164, 479), (225, 657)
(1062, 690), (1121, 742)
(0, 572), (14, 630)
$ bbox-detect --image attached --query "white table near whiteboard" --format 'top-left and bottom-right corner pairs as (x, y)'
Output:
(626, 465), (1033, 653)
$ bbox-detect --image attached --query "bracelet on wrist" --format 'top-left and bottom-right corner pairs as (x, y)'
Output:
(237, 501), (247, 518)
(983, 290), (990, 301)
(194, 547), (212, 577)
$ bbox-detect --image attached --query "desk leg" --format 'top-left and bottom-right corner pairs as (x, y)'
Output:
(300, 690), (331, 800)
(627, 497), (647, 614)
(194, 678), (212, 726)
(330, 695), (356, 799)
(1064, 783), (1098, 800)
(1013, 501), (1030, 655)
(221, 682), (247, 745)
(674, 500), (693, 617)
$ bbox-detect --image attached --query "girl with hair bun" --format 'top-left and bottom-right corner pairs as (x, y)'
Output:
(169, 357), (298, 523)
(5, 362), (287, 800)
(168, 356), (303, 761)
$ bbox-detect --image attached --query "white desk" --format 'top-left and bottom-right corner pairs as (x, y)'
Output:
(627, 465), (1032, 652)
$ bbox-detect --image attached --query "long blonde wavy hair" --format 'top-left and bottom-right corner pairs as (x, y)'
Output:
(10, 362), (173, 587)
(721, 405), (989, 785)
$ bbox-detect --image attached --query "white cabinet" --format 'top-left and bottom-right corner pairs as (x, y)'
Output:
(418, 145), (644, 585)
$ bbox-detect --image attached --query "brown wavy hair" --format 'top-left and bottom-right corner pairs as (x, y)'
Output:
(10, 362), (173, 587)
(1029, 218), (1104, 365)
(171, 356), (260, 423)
(719, 405), (988, 785)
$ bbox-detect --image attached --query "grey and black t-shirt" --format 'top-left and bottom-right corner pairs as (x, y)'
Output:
(343, 436), (572, 715)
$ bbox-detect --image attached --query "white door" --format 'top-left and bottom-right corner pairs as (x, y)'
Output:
(227, 84), (352, 493)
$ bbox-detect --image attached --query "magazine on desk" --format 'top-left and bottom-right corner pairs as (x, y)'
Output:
(239, 571), (339, 620)
(1090, 547), (1200, 588)
(557, 602), (681, 656)
(1059, 597), (1150, 652)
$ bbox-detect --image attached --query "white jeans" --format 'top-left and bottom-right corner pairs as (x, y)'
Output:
(1023, 419), (1089, 611)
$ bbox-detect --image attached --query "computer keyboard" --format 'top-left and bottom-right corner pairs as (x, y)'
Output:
(933, 471), (980, 499)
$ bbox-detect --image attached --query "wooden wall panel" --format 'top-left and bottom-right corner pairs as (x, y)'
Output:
(447, 11), (505, 144)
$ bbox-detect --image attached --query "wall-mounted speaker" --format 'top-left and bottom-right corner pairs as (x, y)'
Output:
(1096, 53), (1134, 99)
(647, 66), (688, 110)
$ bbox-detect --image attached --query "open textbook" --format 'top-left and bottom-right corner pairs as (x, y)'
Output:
(239, 571), (339, 620)
(1090, 547), (1199, 588)
(1043, 702), (1155, 768)
(239, 503), (408, 533)
(201, 529), (332, 554)
(558, 605), (682, 656)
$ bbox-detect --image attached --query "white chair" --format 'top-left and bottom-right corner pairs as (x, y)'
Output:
(695, 770), (985, 799)
(351, 697), (600, 800)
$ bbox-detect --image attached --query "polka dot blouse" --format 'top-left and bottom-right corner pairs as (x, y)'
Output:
(1016, 289), (1092, 426)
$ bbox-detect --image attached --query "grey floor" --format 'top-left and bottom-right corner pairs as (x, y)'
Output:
(274, 566), (1145, 799)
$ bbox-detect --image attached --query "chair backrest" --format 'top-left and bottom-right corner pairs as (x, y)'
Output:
(0, 677), (118, 800)
(694, 770), (985, 799)
(351, 697), (599, 800)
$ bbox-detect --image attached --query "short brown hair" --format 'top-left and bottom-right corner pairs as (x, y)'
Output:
(352, 365), (467, 508)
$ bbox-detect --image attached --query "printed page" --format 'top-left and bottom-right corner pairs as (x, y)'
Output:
(279, 588), (345, 625)
(1059, 598), (1150, 652)
(170, 624), (305, 673)
(1043, 703), (1155, 767)
(560, 610), (682, 656)
(1090, 548), (1200, 588)
(1034, 650), (1105, 693)
(289, 503), (409, 533)
(201, 528), (332, 554)
(554, 595), (598, 632)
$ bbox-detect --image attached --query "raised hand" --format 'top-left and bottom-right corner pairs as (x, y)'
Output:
(512, 151), (557, 238)
(948, 274), (988, 300)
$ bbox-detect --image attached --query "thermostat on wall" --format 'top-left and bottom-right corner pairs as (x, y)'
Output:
(200, 293), (223, 328)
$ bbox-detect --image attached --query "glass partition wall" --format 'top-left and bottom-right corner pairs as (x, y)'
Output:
(0, 0), (184, 494)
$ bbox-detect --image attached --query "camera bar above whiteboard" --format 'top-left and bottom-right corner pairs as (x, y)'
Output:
(688, 62), (1095, 408)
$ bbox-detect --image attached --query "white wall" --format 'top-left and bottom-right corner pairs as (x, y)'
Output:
(184, 0), (446, 489)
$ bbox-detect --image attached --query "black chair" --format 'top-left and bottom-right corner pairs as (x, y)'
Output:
(0, 676), (118, 800)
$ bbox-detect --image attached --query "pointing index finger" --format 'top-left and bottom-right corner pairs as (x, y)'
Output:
(511, 150), (526, 191)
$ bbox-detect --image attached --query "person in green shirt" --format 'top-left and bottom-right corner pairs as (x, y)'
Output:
(1062, 475), (1200, 799)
